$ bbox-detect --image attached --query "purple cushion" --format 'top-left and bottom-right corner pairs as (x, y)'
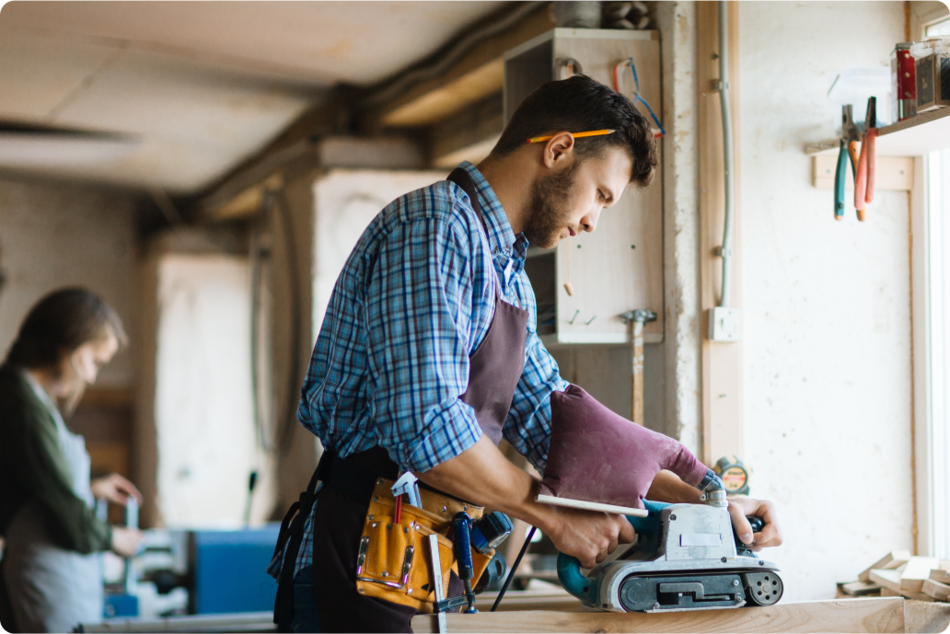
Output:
(539, 384), (707, 510)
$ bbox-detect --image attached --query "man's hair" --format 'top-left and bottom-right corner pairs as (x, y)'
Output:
(5, 287), (127, 369)
(491, 75), (657, 187)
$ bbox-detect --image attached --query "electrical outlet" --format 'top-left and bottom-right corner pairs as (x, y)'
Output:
(707, 307), (743, 342)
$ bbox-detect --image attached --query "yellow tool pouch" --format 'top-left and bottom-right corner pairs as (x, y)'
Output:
(355, 478), (495, 613)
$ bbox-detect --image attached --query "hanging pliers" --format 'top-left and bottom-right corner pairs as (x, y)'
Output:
(834, 105), (861, 221)
(854, 97), (877, 222)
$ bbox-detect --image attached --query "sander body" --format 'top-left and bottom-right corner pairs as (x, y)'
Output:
(557, 476), (783, 613)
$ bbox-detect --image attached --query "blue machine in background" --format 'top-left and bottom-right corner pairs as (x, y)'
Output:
(190, 525), (281, 615)
(101, 523), (281, 621)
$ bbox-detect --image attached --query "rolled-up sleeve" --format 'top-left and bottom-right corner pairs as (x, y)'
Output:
(364, 215), (485, 473)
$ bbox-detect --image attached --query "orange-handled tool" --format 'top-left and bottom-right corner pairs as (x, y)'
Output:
(856, 97), (878, 222)
(854, 138), (869, 221)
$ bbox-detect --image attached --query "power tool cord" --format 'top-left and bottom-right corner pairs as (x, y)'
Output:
(490, 526), (536, 612)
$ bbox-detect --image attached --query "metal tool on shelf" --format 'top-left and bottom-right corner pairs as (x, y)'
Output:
(834, 104), (861, 221)
(619, 309), (657, 426)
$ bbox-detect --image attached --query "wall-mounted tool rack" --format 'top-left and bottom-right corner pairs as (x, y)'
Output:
(505, 28), (664, 345)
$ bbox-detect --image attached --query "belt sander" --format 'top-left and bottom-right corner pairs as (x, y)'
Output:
(538, 385), (784, 612)
(556, 470), (784, 612)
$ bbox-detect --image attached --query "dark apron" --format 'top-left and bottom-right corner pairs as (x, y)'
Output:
(274, 168), (529, 633)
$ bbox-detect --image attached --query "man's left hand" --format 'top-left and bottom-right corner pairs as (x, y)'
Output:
(727, 496), (782, 551)
(91, 473), (143, 506)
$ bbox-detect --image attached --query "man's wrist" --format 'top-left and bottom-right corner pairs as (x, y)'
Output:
(647, 470), (703, 504)
(507, 476), (557, 536)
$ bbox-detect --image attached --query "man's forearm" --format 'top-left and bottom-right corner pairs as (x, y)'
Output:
(417, 435), (555, 533)
(646, 469), (702, 504)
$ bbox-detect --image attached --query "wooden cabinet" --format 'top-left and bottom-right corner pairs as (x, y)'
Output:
(505, 29), (663, 344)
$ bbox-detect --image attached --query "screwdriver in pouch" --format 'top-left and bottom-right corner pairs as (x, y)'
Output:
(453, 512), (477, 613)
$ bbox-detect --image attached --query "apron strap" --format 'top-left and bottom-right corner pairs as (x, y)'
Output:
(447, 168), (504, 298)
(273, 449), (333, 631)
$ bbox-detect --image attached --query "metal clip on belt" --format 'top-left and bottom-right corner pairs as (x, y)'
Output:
(356, 536), (415, 591)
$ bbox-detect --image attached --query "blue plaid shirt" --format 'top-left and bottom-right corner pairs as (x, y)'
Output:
(268, 162), (568, 579)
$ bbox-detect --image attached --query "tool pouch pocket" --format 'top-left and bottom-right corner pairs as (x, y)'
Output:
(355, 478), (494, 613)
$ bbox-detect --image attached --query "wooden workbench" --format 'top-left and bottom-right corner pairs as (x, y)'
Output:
(412, 597), (950, 633)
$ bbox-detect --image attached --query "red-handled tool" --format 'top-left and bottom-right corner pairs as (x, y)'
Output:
(854, 97), (877, 222)
(854, 139), (869, 219)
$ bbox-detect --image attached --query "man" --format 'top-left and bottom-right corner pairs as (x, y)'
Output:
(270, 75), (782, 633)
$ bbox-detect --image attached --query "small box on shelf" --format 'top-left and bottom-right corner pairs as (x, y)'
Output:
(916, 53), (950, 112)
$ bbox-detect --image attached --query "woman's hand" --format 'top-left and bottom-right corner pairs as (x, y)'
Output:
(91, 473), (143, 506)
(110, 526), (143, 557)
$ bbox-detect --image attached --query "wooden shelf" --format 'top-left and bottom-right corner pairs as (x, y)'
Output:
(806, 107), (950, 157)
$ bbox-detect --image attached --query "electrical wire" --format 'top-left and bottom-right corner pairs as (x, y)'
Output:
(247, 189), (304, 455)
(612, 58), (665, 138)
(249, 192), (275, 453)
(274, 190), (304, 453)
(491, 526), (536, 612)
(717, 0), (736, 308)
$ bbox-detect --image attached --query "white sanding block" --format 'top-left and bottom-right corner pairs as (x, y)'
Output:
(537, 493), (649, 517)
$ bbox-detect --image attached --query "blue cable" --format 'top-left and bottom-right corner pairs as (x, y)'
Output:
(627, 57), (665, 137)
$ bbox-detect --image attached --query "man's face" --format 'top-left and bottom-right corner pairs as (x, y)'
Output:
(522, 146), (633, 249)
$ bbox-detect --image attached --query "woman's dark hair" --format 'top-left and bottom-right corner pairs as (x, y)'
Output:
(491, 75), (658, 187)
(5, 287), (127, 369)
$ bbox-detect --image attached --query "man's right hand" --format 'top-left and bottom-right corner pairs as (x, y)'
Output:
(543, 506), (636, 569)
(111, 526), (143, 557)
(420, 437), (639, 570)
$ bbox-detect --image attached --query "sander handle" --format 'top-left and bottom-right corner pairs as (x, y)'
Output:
(557, 500), (670, 604)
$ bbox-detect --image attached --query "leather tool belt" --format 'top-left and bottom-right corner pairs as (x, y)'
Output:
(354, 477), (495, 613)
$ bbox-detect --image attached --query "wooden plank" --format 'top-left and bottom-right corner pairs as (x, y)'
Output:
(872, 569), (905, 593)
(841, 580), (883, 597)
(873, 570), (937, 603)
(902, 558), (940, 594)
(859, 551), (913, 583)
(930, 568), (950, 585)
(698, 1), (743, 466)
(922, 578), (950, 601)
(903, 599), (950, 634)
(811, 156), (914, 191)
(411, 598), (906, 633)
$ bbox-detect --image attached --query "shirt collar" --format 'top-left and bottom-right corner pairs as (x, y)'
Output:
(458, 162), (528, 262)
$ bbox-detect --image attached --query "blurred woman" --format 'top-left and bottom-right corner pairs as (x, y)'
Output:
(0, 288), (143, 633)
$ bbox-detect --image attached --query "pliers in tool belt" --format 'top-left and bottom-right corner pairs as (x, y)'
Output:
(834, 105), (861, 221)
(854, 97), (877, 222)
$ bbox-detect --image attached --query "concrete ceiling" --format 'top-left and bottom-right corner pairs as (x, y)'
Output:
(0, 1), (507, 194)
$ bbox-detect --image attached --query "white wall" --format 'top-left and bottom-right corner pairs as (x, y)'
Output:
(312, 169), (447, 337)
(0, 176), (138, 387)
(152, 253), (274, 527)
(738, 1), (912, 601)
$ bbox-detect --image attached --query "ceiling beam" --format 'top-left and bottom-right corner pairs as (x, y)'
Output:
(426, 92), (503, 168)
(358, 3), (553, 132)
(194, 3), (555, 220)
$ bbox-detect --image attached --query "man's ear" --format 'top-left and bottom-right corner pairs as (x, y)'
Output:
(542, 132), (576, 168)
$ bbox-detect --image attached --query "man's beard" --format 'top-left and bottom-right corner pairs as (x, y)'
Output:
(522, 160), (580, 249)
